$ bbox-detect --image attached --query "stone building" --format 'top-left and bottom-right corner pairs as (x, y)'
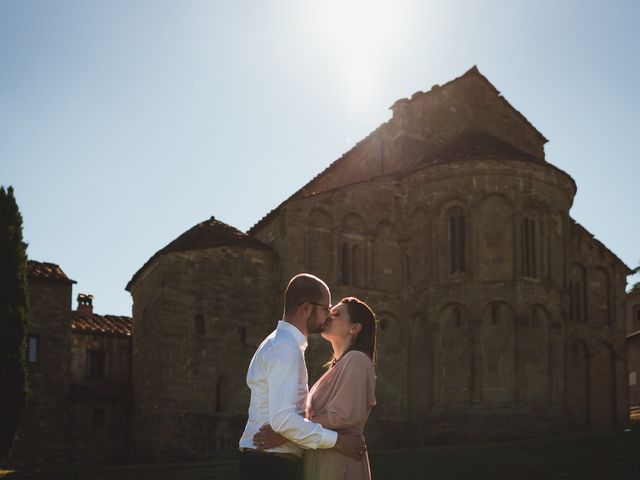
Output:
(125, 220), (278, 462)
(10, 261), (75, 466)
(10, 261), (132, 467)
(127, 67), (632, 460)
(626, 284), (640, 423)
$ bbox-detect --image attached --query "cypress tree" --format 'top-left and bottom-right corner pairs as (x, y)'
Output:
(0, 186), (29, 466)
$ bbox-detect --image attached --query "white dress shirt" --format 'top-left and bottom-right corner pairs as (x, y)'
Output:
(239, 321), (338, 457)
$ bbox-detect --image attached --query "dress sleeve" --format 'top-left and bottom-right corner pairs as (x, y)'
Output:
(324, 352), (376, 431)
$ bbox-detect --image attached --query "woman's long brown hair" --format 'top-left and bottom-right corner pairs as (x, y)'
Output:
(327, 296), (377, 368)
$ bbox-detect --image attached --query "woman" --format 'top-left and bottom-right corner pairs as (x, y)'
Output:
(255, 296), (377, 480)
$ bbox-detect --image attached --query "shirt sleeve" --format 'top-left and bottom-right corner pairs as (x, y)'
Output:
(266, 343), (337, 449)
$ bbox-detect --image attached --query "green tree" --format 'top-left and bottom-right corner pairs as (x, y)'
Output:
(0, 186), (29, 466)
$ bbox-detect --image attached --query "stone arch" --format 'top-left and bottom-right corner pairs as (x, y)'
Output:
(407, 208), (431, 286)
(435, 303), (470, 408)
(375, 311), (405, 418)
(409, 207), (429, 226)
(590, 341), (617, 426)
(306, 208), (334, 280)
(436, 196), (468, 215)
(372, 221), (402, 291)
(566, 339), (590, 425)
(309, 207), (333, 229)
(341, 212), (366, 235)
(475, 194), (514, 281)
(478, 301), (516, 405)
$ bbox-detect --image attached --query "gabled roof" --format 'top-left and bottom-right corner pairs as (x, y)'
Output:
(71, 311), (132, 337)
(249, 66), (548, 235)
(126, 216), (272, 291)
(457, 66), (547, 143)
(27, 260), (76, 284)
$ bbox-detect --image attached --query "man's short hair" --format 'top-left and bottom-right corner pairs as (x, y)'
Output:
(284, 274), (328, 315)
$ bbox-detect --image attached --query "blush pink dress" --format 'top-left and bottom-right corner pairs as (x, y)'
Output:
(302, 350), (377, 480)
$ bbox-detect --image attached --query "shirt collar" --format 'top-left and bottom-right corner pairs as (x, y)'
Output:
(277, 320), (307, 349)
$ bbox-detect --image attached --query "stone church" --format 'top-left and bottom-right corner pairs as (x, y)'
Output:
(12, 67), (632, 468)
(124, 67), (631, 462)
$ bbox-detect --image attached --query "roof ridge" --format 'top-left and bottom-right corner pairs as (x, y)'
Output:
(127, 216), (273, 291)
(248, 67), (547, 235)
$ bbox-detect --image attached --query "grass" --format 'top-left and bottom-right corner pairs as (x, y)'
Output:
(2, 427), (639, 480)
(370, 427), (640, 480)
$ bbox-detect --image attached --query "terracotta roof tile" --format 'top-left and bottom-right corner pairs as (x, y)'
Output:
(27, 260), (76, 284)
(72, 312), (132, 337)
(126, 216), (273, 291)
(429, 131), (539, 162)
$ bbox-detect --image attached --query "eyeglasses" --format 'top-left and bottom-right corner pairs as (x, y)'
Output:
(299, 300), (332, 313)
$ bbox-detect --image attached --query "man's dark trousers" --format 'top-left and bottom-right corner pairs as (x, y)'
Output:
(239, 450), (300, 480)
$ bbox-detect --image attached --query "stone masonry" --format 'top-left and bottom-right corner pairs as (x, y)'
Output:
(10, 263), (75, 466)
(126, 67), (632, 460)
(626, 284), (640, 422)
(10, 262), (132, 468)
(126, 219), (278, 462)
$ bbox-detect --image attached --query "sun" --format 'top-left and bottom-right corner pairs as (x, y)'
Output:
(310, 0), (408, 108)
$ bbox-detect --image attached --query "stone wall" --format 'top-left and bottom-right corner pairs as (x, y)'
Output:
(130, 245), (278, 462)
(626, 288), (640, 412)
(254, 151), (629, 446)
(566, 223), (629, 427)
(68, 331), (131, 464)
(10, 279), (72, 467)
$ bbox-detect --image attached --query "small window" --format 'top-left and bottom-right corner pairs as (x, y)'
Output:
(635, 305), (640, 325)
(86, 350), (106, 379)
(27, 336), (38, 363)
(92, 407), (105, 429)
(448, 208), (466, 274)
(195, 314), (205, 335)
(521, 217), (539, 278)
(630, 371), (637, 387)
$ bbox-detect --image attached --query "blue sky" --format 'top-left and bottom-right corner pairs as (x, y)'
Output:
(1, 0), (639, 316)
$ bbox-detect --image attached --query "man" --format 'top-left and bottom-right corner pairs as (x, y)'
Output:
(238, 273), (365, 479)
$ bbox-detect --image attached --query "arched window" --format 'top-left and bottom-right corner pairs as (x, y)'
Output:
(448, 207), (466, 274)
(521, 216), (540, 278)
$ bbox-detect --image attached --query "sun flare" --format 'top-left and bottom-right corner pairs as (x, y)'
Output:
(310, 0), (409, 107)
